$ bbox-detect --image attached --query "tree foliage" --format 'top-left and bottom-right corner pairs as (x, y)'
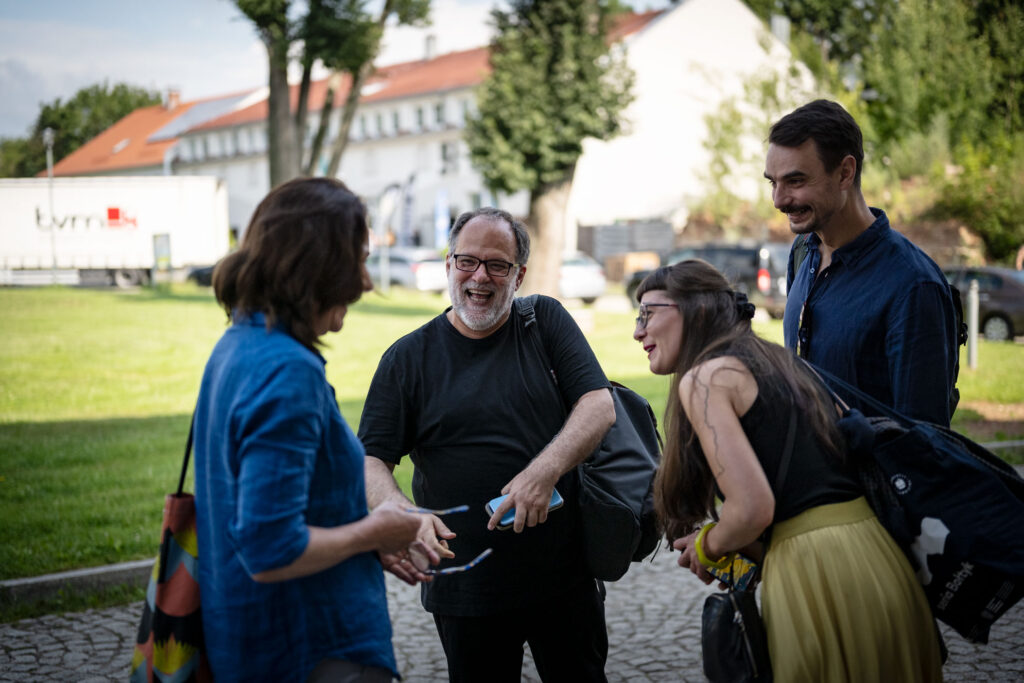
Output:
(235, 0), (429, 187)
(467, 0), (632, 194)
(728, 0), (1024, 261)
(0, 82), (161, 178)
(464, 0), (633, 294)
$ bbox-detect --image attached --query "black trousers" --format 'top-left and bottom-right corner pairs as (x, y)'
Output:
(432, 580), (608, 683)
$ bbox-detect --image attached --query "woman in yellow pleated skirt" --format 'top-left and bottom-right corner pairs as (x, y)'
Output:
(762, 497), (943, 682)
(633, 260), (943, 682)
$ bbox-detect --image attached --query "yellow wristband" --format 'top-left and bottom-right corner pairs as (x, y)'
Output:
(695, 522), (733, 570)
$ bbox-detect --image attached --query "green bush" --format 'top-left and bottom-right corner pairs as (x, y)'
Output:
(932, 137), (1024, 261)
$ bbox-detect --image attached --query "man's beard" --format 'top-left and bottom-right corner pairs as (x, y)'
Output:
(449, 275), (517, 332)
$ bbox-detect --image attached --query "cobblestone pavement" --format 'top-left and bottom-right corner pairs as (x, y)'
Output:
(2, 547), (1022, 681)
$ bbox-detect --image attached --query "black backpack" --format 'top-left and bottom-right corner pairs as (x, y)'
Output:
(791, 235), (968, 416)
(810, 363), (1024, 643)
(516, 295), (662, 581)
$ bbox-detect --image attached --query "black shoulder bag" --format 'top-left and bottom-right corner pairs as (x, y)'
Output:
(515, 295), (662, 582)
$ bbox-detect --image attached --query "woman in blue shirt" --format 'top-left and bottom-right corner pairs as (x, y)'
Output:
(194, 177), (427, 682)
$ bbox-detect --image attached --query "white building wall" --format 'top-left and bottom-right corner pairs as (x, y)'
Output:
(566, 0), (798, 244)
(158, 0), (800, 254)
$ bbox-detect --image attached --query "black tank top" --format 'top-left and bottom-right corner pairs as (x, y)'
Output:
(737, 380), (861, 523)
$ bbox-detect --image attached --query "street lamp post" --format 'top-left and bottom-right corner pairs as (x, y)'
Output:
(42, 127), (57, 284)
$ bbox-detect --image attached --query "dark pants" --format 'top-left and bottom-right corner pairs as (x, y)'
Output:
(432, 580), (608, 683)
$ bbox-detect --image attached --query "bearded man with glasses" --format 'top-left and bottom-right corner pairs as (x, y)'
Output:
(359, 207), (615, 682)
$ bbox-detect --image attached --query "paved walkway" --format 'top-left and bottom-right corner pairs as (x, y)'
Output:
(2, 547), (1023, 681)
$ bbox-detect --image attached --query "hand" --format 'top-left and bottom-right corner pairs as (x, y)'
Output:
(673, 531), (716, 585)
(489, 466), (558, 533)
(381, 540), (436, 586)
(366, 501), (422, 555)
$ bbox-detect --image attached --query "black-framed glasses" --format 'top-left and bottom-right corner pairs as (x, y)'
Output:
(452, 254), (517, 277)
(635, 302), (679, 329)
(416, 547), (494, 576)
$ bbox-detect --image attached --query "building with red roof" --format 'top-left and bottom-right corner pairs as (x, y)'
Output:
(51, 0), (805, 255)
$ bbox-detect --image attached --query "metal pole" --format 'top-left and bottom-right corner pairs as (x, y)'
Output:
(968, 278), (979, 369)
(43, 127), (57, 285)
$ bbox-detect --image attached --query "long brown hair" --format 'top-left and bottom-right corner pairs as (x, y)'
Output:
(636, 260), (843, 541)
(212, 177), (369, 348)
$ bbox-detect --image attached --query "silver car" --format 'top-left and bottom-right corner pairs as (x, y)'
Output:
(560, 252), (607, 304)
(366, 247), (448, 293)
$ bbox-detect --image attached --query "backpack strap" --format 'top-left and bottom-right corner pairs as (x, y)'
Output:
(515, 295), (561, 391)
(947, 283), (968, 417)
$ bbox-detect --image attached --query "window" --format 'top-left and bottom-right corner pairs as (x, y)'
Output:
(441, 141), (458, 174)
(416, 107), (425, 131)
(359, 115), (367, 139)
(376, 113), (384, 137)
(435, 102), (445, 127)
(392, 110), (401, 133)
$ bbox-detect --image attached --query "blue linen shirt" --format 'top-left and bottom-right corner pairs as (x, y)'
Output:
(783, 209), (958, 426)
(193, 313), (396, 682)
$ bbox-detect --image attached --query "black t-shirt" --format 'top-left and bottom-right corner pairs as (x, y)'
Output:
(358, 295), (610, 616)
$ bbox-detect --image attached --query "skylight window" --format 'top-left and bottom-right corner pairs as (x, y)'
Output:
(112, 138), (130, 154)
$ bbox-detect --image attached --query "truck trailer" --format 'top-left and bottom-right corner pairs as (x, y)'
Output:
(0, 176), (230, 287)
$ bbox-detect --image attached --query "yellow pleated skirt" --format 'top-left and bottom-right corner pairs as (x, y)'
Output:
(762, 497), (943, 682)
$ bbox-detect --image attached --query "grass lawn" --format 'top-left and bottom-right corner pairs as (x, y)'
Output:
(2, 285), (1022, 588)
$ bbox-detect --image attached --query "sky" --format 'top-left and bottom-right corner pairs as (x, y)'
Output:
(0, 0), (674, 139)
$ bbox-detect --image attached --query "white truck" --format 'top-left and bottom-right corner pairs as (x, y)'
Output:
(0, 176), (230, 287)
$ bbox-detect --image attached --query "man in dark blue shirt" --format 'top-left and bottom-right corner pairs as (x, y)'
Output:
(766, 100), (958, 426)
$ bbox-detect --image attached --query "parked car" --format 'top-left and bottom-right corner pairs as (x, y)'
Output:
(943, 266), (1024, 341)
(625, 241), (791, 317)
(366, 247), (448, 293)
(560, 252), (607, 304)
(187, 265), (215, 286)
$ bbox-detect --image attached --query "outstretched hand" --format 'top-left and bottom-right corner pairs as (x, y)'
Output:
(381, 512), (456, 585)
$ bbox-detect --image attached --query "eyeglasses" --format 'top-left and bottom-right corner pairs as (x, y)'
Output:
(417, 547), (494, 576)
(405, 504), (470, 516)
(452, 254), (517, 277)
(797, 300), (811, 358)
(403, 503), (493, 575)
(635, 302), (679, 329)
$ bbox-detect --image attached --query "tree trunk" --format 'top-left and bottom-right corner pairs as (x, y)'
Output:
(295, 56), (314, 169)
(266, 36), (300, 187)
(304, 72), (342, 176)
(523, 168), (575, 297)
(324, 64), (370, 179)
(324, 0), (394, 179)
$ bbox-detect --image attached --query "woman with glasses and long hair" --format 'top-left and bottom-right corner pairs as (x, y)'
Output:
(633, 259), (941, 681)
(195, 177), (433, 682)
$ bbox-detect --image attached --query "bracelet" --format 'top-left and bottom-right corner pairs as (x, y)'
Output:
(695, 522), (733, 570)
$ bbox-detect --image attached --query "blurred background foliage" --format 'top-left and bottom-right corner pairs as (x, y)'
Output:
(701, 0), (1024, 263)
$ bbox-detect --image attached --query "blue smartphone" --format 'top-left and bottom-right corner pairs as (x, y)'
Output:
(485, 488), (564, 530)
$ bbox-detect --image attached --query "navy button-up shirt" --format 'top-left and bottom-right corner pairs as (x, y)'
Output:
(784, 208), (958, 425)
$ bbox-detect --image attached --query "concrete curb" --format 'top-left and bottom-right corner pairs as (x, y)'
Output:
(0, 559), (153, 604)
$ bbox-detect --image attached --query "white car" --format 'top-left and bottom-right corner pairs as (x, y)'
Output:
(366, 247), (448, 293)
(560, 252), (607, 304)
